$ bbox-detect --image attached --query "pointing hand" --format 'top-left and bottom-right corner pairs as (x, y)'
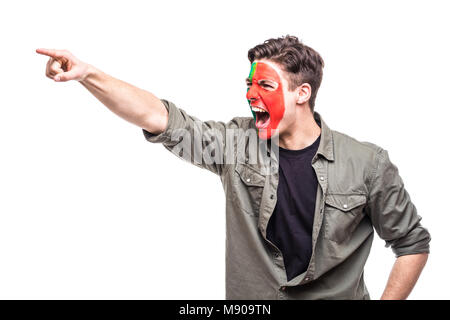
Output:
(36, 48), (90, 82)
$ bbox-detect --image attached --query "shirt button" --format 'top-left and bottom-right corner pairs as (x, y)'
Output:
(280, 286), (286, 291)
(270, 194), (274, 200)
(304, 277), (310, 282)
(320, 176), (324, 181)
(343, 204), (348, 209)
(246, 178), (251, 182)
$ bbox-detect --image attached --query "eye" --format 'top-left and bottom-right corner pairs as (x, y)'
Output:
(258, 80), (278, 91)
(261, 83), (274, 89)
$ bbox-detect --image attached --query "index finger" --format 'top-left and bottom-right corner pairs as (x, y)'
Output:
(35, 48), (67, 59)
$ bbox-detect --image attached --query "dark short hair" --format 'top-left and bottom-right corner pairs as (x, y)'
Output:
(248, 35), (324, 112)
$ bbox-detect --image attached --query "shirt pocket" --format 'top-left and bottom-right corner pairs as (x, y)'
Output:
(232, 162), (266, 217)
(323, 193), (367, 243)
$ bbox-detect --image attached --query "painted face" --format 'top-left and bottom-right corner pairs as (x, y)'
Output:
(246, 61), (285, 139)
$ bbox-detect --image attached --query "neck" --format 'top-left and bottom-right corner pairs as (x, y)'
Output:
(278, 106), (321, 150)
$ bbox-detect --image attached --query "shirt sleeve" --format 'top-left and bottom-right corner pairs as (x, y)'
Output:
(142, 98), (244, 176)
(365, 149), (431, 257)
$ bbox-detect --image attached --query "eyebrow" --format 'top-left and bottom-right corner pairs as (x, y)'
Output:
(245, 78), (276, 83)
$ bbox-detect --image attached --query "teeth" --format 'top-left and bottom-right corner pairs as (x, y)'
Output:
(251, 106), (267, 113)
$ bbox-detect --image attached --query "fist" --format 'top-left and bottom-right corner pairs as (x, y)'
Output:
(36, 48), (90, 82)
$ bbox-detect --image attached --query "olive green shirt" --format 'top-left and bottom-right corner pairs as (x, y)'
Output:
(142, 99), (431, 300)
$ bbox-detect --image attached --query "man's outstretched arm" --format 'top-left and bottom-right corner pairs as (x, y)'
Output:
(36, 48), (242, 176)
(381, 253), (428, 300)
(35, 48), (168, 134)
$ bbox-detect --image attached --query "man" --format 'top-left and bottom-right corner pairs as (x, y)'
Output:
(36, 35), (430, 300)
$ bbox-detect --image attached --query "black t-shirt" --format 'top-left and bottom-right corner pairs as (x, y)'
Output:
(266, 134), (321, 281)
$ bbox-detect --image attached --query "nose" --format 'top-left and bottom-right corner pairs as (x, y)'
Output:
(246, 85), (259, 102)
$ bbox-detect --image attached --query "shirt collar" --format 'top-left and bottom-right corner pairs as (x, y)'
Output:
(313, 111), (334, 162)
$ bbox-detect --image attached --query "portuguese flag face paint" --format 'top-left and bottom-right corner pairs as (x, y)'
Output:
(246, 61), (285, 140)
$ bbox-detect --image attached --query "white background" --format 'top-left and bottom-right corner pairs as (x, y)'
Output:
(0, 0), (449, 299)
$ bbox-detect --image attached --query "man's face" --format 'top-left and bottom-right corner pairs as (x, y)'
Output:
(246, 60), (296, 140)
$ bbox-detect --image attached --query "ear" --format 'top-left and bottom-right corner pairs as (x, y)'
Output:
(296, 83), (312, 104)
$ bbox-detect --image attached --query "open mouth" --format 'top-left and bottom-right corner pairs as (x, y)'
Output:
(251, 106), (270, 129)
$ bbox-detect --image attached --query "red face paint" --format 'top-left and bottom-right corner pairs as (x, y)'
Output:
(246, 61), (285, 139)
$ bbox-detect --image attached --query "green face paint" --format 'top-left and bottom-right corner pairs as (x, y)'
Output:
(247, 62), (258, 122)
